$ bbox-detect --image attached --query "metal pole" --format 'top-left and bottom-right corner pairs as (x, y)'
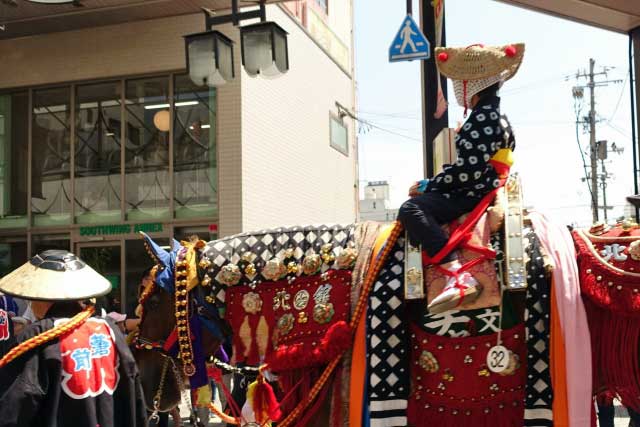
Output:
(420, 0), (447, 178)
(407, 0), (412, 15)
(601, 158), (608, 222)
(589, 58), (599, 223)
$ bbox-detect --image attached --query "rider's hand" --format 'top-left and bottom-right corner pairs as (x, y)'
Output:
(409, 179), (429, 197)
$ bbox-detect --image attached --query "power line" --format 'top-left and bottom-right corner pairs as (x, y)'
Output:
(607, 71), (629, 123)
(342, 108), (422, 143)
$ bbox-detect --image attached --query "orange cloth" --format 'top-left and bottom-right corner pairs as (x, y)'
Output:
(349, 225), (393, 427)
(550, 277), (570, 427)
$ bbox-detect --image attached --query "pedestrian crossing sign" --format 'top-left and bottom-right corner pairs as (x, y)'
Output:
(389, 14), (431, 62)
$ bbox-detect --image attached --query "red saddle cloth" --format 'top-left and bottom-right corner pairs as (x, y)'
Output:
(225, 269), (352, 368)
(573, 227), (640, 411)
(407, 323), (526, 427)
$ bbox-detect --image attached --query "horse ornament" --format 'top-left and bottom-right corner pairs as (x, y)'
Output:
(134, 175), (640, 427)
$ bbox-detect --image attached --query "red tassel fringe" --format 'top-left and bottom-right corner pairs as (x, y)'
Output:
(253, 376), (282, 422)
(265, 321), (352, 372)
(584, 298), (640, 413)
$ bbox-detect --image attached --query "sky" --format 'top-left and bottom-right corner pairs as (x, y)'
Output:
(354, 0), (635, 227)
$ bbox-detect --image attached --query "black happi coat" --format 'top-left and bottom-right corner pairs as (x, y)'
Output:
(426, 95), (516, 199)
(0, 308), (147, 427)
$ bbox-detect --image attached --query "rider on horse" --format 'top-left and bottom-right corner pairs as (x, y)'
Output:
(398, 43), (524, 313)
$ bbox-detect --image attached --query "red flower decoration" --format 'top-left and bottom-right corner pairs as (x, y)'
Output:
(437, 52), (449, 62)
(505, 45), (517, 57)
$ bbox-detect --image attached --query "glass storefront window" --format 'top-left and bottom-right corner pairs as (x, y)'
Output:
(78, 244), (121, 313)
(75, 82), (122, 224)
(173, 75), (217, 219)
(0, 92), (28, 229)
(32, 87), (72, 226)
(0, 235), (27, 277)
(125, 77), (170, 221)
(31, 234), (70, 256)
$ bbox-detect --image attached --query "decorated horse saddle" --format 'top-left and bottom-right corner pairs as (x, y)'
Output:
(574, 223), (640, 315)
(573, 222), (640, 410)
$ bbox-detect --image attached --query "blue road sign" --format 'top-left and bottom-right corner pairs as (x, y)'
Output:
(389, 15), (431, 62)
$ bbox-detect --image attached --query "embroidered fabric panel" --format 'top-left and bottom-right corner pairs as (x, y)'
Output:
(203, 225), (355, 307)
(407, 324), (526, 426)
(524, 231), (553, 426)
(367, 236), (410, 426)
(224, 270), (352, 366)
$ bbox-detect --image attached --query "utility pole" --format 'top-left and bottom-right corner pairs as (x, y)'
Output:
(589, 59), (598, 223)
(573, 58), (622, 223)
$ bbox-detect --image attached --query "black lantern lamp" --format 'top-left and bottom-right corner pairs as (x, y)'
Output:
(241, 21), (289, 78)
(184, 30), (234, 87)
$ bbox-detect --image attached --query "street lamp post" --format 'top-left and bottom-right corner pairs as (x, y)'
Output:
(241, 22), (289, 77)
(184, 30), (235, 87)
(183, 0), (289, 87)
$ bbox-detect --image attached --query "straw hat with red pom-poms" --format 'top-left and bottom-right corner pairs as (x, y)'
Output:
(435, 43), (525, 82)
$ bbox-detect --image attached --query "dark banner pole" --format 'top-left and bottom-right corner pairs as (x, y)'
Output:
(420, 1), (448, 178)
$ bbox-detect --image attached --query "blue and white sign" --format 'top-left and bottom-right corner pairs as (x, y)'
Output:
(389, 15), (431, 62)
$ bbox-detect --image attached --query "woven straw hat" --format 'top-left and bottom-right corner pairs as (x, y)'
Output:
(435, 43), (525, 82)
(0, 250), (111, 301)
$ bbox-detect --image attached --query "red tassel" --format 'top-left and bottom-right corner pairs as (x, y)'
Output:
(253, 374), (282, 422)
(266, 321), (353, 372)
(505, 45), (517, 57)
(206, 365), (223, 382)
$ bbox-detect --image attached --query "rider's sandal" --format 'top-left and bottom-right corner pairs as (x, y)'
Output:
(427, 270), (483, 315)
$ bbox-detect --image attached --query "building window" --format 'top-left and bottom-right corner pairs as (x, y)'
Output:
(330, 115), (348, 155)
(173, 74), (217, 219)
(0, 92), (28, 229)
(124, 77), (170, 221)
(32, 86), (72, 227)
(0, 73), (218, 231)
(0, 235), (27, 277)
(75, 82), (122, 224)
(315, 0), (328, 14)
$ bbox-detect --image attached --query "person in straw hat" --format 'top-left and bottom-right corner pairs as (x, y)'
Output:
(0, 250), (147, 427)
(398, 43), (524, 314)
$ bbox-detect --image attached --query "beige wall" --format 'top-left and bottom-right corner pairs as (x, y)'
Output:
(240, 5), (357, 231)
(0, 14), (205, 88)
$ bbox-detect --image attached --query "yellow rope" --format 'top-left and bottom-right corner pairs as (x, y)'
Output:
(0, 305), (95, 368)
(206, 402), (240, 425)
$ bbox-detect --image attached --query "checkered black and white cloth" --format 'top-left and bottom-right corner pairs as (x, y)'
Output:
(366, 235), (411, 427)
(203, 225), (356, 308)
(524, 231), (553, 426)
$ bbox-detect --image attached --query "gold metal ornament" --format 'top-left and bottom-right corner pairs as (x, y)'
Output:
(297, 312), (308, 324)
(215, 263), (242, 286)
(312, 302), (334, 324)
(419, 350), (439, 373)
(242, 292), (263, 314)
(336, 247), (358, 269)
(262, 258), (287, 281)
(320, 244), (335, 265)
(302, 254), (322, 275)
(293, 290), (310, 310)
(276, 313), (295, 336)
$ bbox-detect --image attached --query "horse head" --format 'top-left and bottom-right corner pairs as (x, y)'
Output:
(133, 232), (228, 413)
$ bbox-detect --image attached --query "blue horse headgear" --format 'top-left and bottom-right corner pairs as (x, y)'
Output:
(140, 232), (181, 294)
